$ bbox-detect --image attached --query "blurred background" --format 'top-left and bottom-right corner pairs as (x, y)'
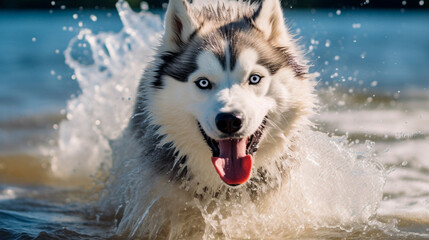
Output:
(2, 0), (429, 9)
(0, 0), (427, 153)
(0, 0), (428, 239)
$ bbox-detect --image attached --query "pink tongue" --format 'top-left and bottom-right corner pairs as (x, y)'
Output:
(211, 138), (252, 185)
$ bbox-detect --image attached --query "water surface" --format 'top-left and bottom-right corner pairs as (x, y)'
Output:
(0, 4), (428, 239)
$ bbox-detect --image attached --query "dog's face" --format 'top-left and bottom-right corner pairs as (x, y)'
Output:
(146, 0), (313, 188)
(189, 45), (275, 186)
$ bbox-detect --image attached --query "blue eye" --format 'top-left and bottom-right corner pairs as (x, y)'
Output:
(195, 78), (212, 89)
(249, 74), (262, 85)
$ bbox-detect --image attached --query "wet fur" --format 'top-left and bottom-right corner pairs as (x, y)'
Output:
(129, 0), (316, 195)
(104, 0), (317, 237)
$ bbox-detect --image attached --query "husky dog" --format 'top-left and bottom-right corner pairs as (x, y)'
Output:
(104, 0), (317, 237)
(131, 0), (315, 190)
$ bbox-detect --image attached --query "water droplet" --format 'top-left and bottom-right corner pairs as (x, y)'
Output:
(366, 97), (373, 103)
(141, 1), (149, 11)
(31, 37), (37, 42)
(402, 0), (407, 5)
(115, 84), (124, 92)
(60, 5), (66, 10)
(73, 13), (78, 19)
(325, 40), (331, 48)
(419, 0), (425, 6)
(51, 1), (55, 6)
(352, 23), (361, 29)
(334, 55), (340, 61)
(336, 9), (341, 15)
(50, 70), (56, 75)
(370, 81), (378, 87)
(90, 14), (98, 22)
(401, 161), (408, 166)
(95, 120), (101, 126)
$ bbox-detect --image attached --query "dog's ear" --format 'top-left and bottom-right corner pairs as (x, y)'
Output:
(163, 0), (199, 51)
(252, 0), (288, 46)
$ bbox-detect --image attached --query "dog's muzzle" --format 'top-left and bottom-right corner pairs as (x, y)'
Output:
(199, 117), (267, 186)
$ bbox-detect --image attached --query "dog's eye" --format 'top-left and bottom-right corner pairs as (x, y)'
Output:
(249, 74), (262, 85)
(195, 78), (212, 89)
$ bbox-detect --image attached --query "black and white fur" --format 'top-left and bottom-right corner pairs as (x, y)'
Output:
(102, 0), (317, 237)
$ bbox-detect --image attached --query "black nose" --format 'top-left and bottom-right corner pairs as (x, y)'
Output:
(215, 113), (243, 134)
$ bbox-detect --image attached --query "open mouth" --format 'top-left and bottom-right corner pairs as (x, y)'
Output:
(199, 118), (267, 186)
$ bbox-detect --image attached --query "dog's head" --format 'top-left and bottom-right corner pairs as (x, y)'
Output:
(145, 0), (315, 188)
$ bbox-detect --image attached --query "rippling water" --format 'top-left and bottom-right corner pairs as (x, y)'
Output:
(0, 1), (428, 239)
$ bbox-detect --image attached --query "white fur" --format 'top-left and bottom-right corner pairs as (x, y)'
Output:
(140, 0), (317, 193)
(103, 0), (318, 237)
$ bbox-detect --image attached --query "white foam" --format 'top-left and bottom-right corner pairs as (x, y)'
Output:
(54, 2), (387, 238)
(51, 1), (163, 178)
(98, 129), (385, 238)
(317, 108), (429, 136)
(0, 187), (18, 201)
(372, 139), (429, 222)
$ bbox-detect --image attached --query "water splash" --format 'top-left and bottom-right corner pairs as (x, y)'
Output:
(53, 1), (386, 238)
(99, 130), (385, 239)
(51, 1), (163, 178)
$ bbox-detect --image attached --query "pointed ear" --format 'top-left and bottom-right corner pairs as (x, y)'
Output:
(252, 0), (288, 45)
(163, 0), (199, 51)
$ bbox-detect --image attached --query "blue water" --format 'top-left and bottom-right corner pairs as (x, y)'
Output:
(0, 10), (122, 120)
(294, 10), (429, 89)
(0, 186), (113, 239)
(0, 9), (428, 121)
(0, 8), (428, 239)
